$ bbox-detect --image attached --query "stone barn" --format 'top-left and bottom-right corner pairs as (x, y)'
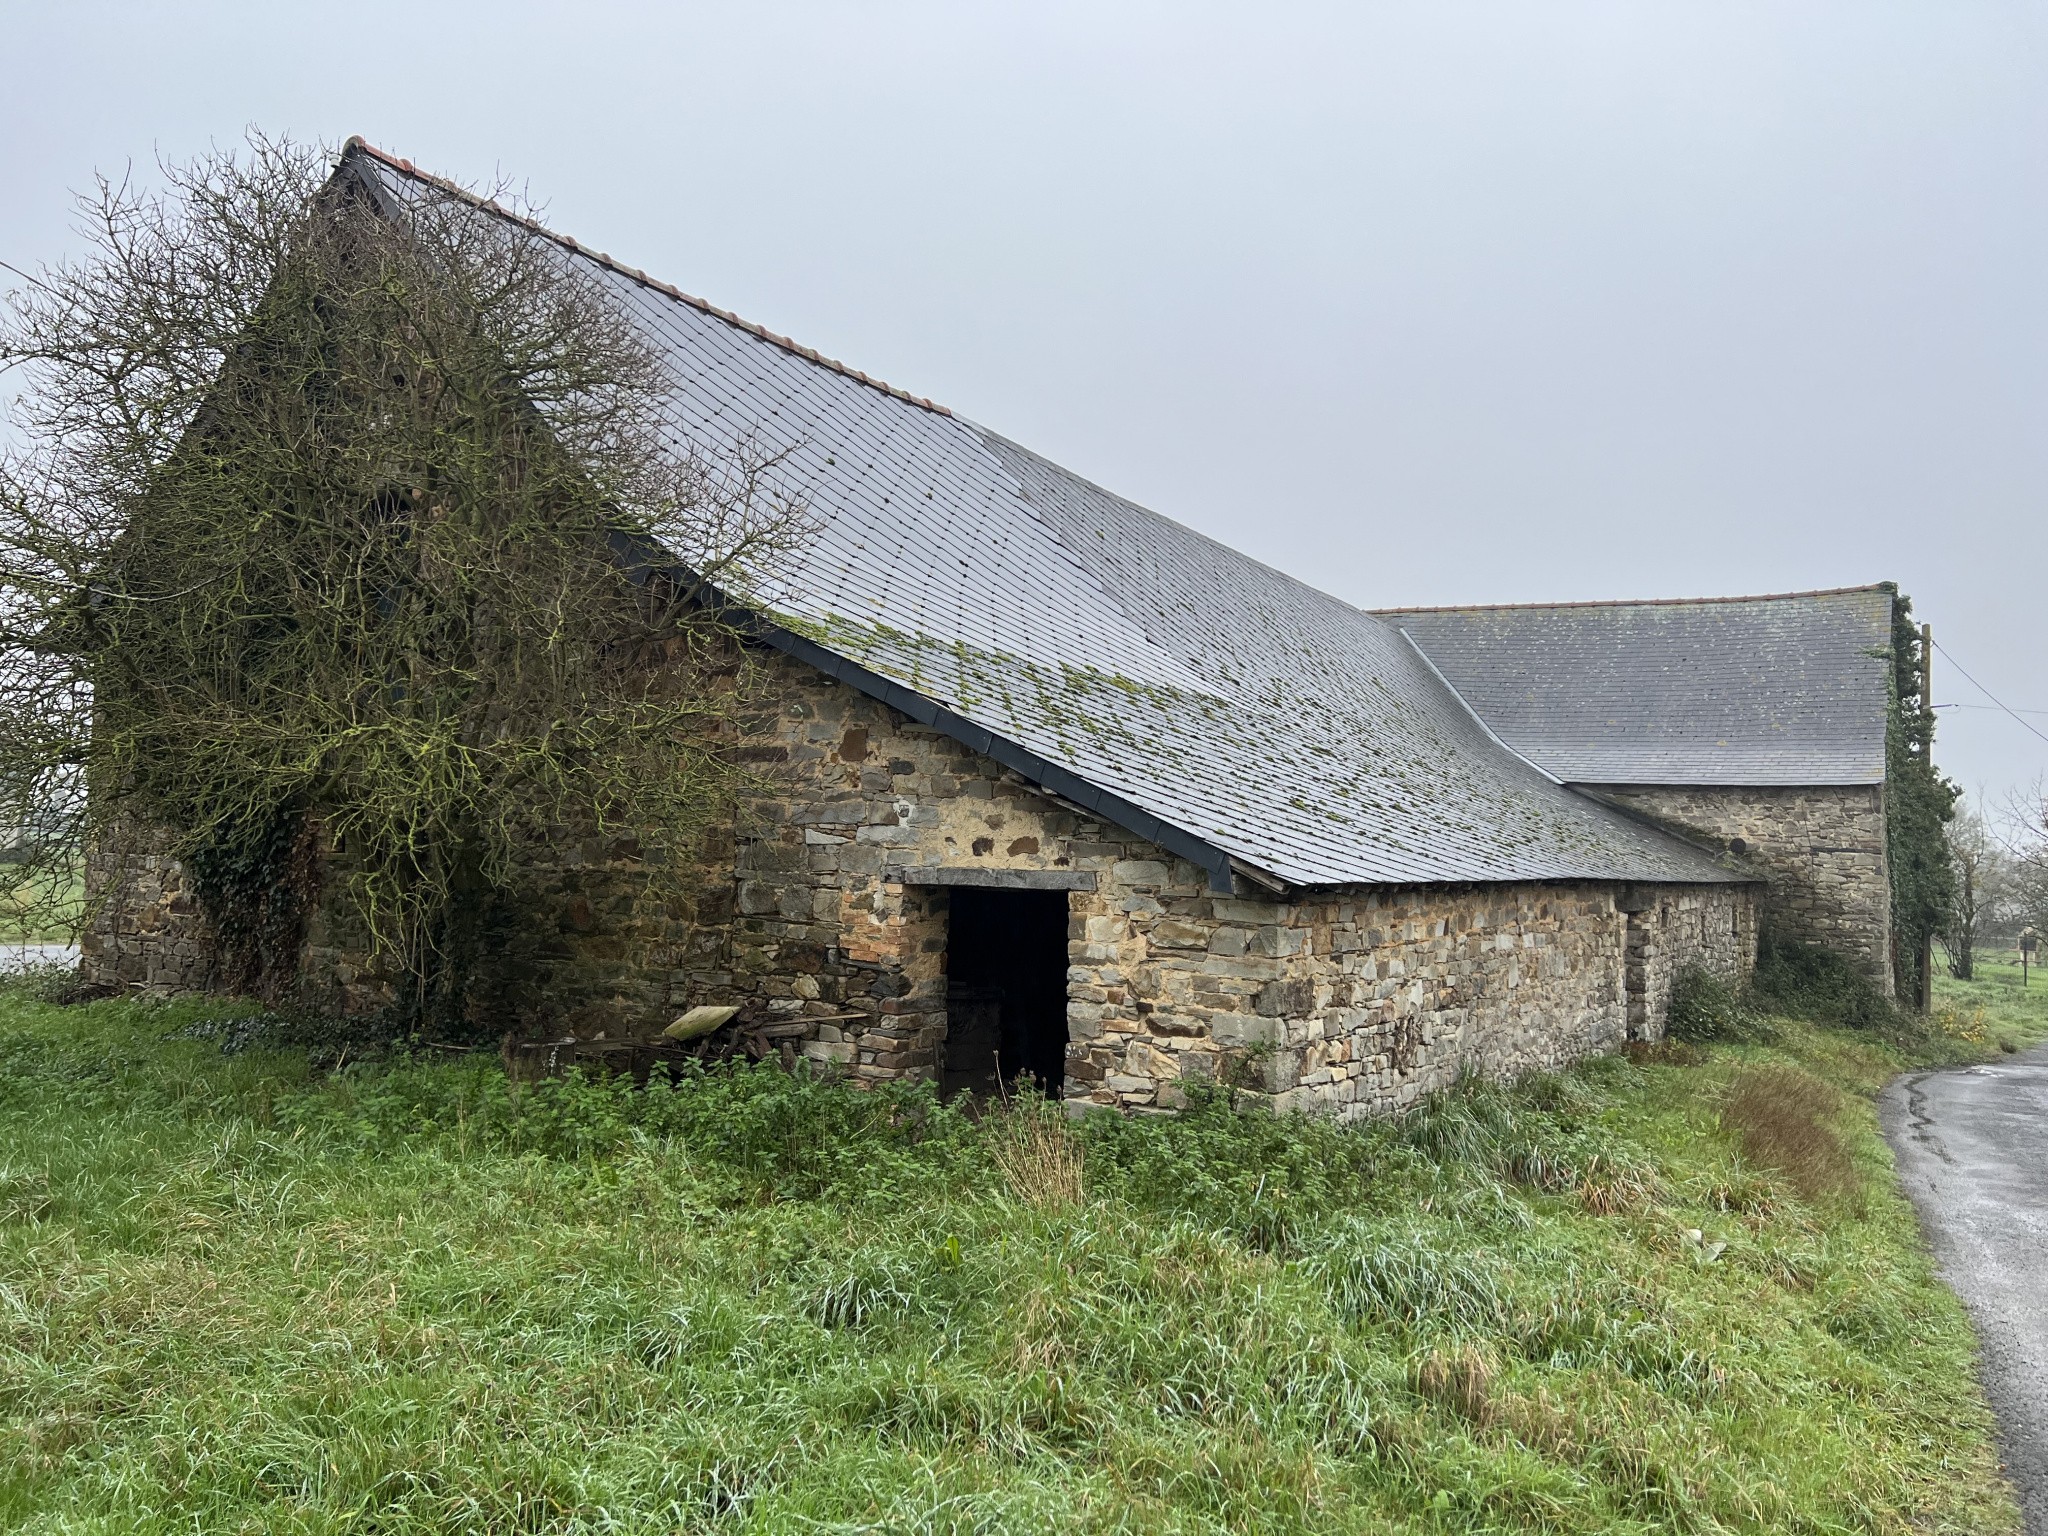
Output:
(83, 140), (1768, 1116)
(1382, 589), (1897, 991)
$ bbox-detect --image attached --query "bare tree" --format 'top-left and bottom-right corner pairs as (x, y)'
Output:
(0, 134), (805, 1027)
(1998, 781), (2048, 946)
(1940, 804), (1999, 979)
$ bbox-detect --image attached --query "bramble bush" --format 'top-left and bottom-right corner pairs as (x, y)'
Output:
(1666, 965), (1769, 1043)
(1749, 931), (1903, 1032)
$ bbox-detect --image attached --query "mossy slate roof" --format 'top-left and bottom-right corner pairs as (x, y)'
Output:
(345, 143), (1742, 891)
(1380, 590), (1893, 787)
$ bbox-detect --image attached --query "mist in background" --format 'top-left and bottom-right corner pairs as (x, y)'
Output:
(4, 1), (2043, 805)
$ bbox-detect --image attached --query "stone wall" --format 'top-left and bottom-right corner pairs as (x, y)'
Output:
(710, 658), (1169, 1084)
(622, 648), (1756, 1113)
(78, 823), (215, 995)
(78, 641), (1761, 1111)
(1581, 783), (1889, 992)
(1061, 873), (1753, 1116)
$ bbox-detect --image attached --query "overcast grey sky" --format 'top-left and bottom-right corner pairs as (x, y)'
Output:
(5, 1), (2044, 806)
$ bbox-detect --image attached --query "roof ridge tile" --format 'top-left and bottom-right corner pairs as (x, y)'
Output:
(1373, 583), (1889, 616)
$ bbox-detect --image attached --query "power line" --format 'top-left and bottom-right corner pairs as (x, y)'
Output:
(1934, 638), (2048, 749)
(1936, 703), (2048, 717)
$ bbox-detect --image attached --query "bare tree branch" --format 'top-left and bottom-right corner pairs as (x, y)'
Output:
(0, 132), (807, 1025)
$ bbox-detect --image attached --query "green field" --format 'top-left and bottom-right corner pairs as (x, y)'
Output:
(1934, 949), (2048, 1050)
(0, 974), (2041, 1534)
(0, 865), (83, 945)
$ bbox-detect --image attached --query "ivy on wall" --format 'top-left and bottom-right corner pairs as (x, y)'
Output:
(0, 136), (801, 1033)
(180, 802), (321, 1002)
(1884, 585), (1957, 1008)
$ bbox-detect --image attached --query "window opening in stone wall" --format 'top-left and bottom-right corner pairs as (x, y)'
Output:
(941, 887), (1070, 1100)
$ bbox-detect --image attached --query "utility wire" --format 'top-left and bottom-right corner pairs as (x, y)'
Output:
(1934, 637), (2048, 749)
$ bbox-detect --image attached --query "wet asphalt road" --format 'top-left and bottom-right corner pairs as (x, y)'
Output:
(1882, 1045), (2048, 1533)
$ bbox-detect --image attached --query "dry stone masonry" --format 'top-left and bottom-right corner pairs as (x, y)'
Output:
(1585, 784), (1889, 991)
(79, 824), (213, 995)
(81, 644), (1758, 1114)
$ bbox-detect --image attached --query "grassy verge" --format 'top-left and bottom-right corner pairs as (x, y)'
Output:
(0, 982), (2038, 1534)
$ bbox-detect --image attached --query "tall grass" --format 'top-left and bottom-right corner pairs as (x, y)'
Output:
(0, 981), (2036, 1533)
(1719, 1064), (1856, 1200)
(1749, 930), (1898, 1031)
(1936, 949), (2047, 1053)
(987, 1094), (1086, 1208)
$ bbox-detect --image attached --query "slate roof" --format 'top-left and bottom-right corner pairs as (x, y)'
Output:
(1379, 589), (1894, 787)
(338, 141), (1741, 891)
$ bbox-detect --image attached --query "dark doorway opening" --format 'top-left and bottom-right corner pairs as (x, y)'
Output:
(942, 887), (1070, 1100)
